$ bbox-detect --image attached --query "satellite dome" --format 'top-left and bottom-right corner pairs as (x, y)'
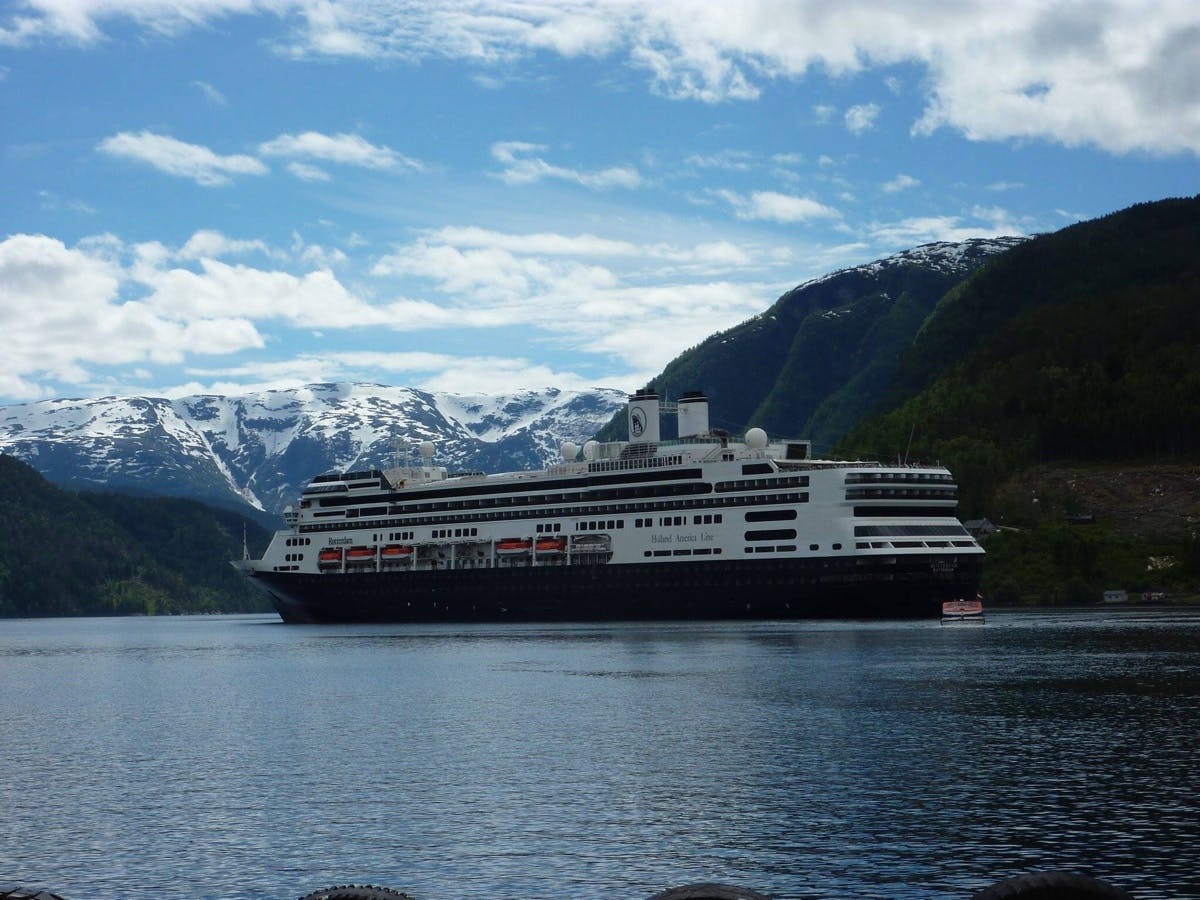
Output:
(560, 441), (579, 462)
(419, 440), (435, 459)
(745, 427), (769, 450)
(582, 440), (598, 460)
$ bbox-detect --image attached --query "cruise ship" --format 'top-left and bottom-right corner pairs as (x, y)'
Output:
(235, 390), (983, 623)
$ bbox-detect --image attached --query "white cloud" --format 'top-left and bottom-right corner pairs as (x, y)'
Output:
(0, 233), (266, 397)
(174, 351), (621, 396)
(190, 80), (227, 106)
(367, 225), (789, 378)
(845, 103), (881, 134)
(867, 206), (1030, 247)
(716, 189), (840, 223)
(97, 131), (267, 186)
(292, 233), (348, 267)
(10, 3), (1200, 154)
(0, 220), (802, 400)
(882, 173), (920, 193)
(684, 150), (754, 171)
(286, 161), (331, 181)
(812, 104), (836, 124)
(490, 141), (642, 189)
(259, 131), (424, 171)
(178, 230), (271, 260)
(630, 40), (759, 103)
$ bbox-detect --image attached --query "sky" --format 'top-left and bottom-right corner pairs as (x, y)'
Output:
(1, 1), (1198, 405)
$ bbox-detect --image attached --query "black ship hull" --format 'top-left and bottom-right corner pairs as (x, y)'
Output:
(248, 553), (983, 623)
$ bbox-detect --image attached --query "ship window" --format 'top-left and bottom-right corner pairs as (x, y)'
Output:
(644, 551), (652, 557)
(694, 548), (711, 555)
(745, 529), (796, 542)
(833, 543), (842, 550)
(755, 546), (773, 553)
(673, 549), (691, 556)
(776, 545), (795, 553)
(653, 550), (671, 557)
(810, 544), (819, 551)
(745, 509), (797, 522)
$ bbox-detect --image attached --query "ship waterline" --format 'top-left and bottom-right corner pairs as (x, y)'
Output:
(236, 390), (983, 623)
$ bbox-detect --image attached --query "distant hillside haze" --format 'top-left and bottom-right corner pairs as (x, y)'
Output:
(595, 237), (1025, 450)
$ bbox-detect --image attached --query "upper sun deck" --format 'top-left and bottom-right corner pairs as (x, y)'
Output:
(297, 388), (953, 500)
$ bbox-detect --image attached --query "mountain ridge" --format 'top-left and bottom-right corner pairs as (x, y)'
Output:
(596, 236), (1025, 449)
(0, 384), (627, 518)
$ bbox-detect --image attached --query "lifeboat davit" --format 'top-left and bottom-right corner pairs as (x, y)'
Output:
(495, 538), (533, 555)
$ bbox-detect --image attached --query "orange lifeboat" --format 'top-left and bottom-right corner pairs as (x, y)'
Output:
(346, 546), (376, 560)
(318, 548), (343, 562)
(380, 545), (414, 558)
(495, 538), (533, 555)
(535, 537), (566, 554)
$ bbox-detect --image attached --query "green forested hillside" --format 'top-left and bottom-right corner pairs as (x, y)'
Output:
(596, 238), (1019, 449)
(839, 195), (1200, 604)
(840, 196), (1200, 510)
(0, 454), (271, 617)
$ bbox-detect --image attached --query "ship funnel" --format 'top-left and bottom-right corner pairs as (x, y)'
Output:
(677, 391), (710, 438)
(627, 389), (660, 443)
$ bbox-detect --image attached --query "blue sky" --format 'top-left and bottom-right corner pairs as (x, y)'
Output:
(2, 1), (1198, 404)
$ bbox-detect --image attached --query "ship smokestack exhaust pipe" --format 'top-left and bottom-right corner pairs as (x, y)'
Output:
(627, 390), (660, 443)
(677, 391), (709, 438)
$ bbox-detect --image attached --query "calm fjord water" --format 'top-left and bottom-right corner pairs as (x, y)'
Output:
(1, 609), (1197, 900)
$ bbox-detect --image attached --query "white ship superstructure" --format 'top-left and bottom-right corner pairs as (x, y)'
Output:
(237, 391), (983, 622)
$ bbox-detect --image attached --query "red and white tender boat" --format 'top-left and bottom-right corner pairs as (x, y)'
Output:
(942, 594), (985, 622)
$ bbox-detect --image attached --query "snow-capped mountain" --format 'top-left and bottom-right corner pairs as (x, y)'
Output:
(800, 237), (1028, 289)
(0, 384), (627, 518)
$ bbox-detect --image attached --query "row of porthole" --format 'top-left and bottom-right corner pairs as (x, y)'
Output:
(742, 542), (843, 553)
(432, 527), (480, 539)
(285, 537), (312, 547)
